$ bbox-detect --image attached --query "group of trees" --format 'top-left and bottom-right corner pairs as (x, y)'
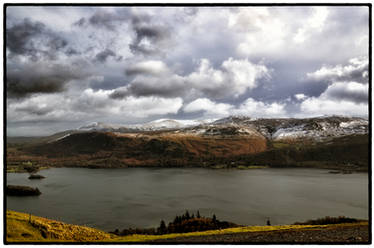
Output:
(112, 210), (238, 236)
(157, 210), (233, 234)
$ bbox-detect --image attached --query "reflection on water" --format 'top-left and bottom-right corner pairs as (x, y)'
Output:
(6, 167), (368, 231)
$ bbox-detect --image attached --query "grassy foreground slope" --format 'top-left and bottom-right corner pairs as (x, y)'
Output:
(6, 210), (112, 242)
(6, 210), (369, 243)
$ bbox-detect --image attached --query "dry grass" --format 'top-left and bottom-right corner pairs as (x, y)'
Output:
(109, 222), (368, 242)
(6, 210), (367, 243)
(6, 210), (113, 242)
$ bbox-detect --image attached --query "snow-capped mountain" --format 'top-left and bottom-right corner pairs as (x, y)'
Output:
(22, 115), (368, 171)
(77, 116), (368, 141)
(131, 119), (215, 130)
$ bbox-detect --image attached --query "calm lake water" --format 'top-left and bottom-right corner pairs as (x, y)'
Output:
(6, 167), (368, 232)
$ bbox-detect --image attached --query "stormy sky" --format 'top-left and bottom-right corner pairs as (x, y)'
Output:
(6, 6), (369, 136)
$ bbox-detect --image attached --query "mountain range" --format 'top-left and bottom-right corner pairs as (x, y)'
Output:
(7, 115), (369, 171)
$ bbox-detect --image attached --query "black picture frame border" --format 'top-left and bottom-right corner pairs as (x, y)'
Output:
(3, 2), (372, 245)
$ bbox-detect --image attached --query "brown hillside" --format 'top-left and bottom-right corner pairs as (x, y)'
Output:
(19, 131), (267, 168)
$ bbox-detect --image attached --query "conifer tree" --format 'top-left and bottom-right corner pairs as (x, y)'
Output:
(173, 215), (178, 224)
(185, 210), (190, 219)
(159, 220), (167, 234)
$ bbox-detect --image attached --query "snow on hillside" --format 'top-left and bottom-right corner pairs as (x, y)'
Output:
(339, 119), (368, 129)
(206, 115), (368, 140)
(267, 118), (368, 141)
(212, 115), (255, 125)
(76, 116), (367, 141)
(48, 133), (71, 143)
(131, 118), (216, 130)
(271, 125), (308, 140)
(133, 119), (185, 130)
(78, 119), (216, 132)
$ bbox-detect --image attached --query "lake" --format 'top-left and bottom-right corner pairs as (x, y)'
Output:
(6, 167), (368, 232)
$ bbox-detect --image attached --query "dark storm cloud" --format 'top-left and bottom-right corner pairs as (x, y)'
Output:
(109, 85), (185, 99)
(312, 63), (368, 84)
(86, 9), (132, 30)
(109, 88), (129, 99)
(128, 44), (156, 56)
(109, 81), (184, 99)
(74, 17), (86, 27)
(134, 26), (166, 40)
(15, 105), (53, 116)
(8, 77), (62, 98)
(95, 48), (116, 62)
(78, 8), (149, 31)
(324, 82), (368, 104)
(125, 67), (149, 76)
(7, 62), (87, 98)
(48, 37), (68, 51)
(183, 7), (198, 16)
(66, 47), (81, 56)
(73, 9), (172, 56)
(339, 63), (368, 84)
(306, 57), (369, 102)
(89, 11), (117, 30)
(129, 11), (171, 55)
(131, 13), (151, 25)
(6, 18), (45, 56)
(109, 73), (186, 99)
(129, 24), (171, 55)
(6, 18), (68, 60)
(349, 66), (368, 84)
(130, 80), (185, 97)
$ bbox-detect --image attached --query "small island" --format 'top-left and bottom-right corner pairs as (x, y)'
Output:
(28, 174), (46, 180)
(6, 185), (41, 196)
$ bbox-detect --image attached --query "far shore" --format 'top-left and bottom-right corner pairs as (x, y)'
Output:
(6, 164), (368, 174)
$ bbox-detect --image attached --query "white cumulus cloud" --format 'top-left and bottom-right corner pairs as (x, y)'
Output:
(186, 58), (270, 99)
(294, 7), (328, 43)
(300, 97), (368, 117)
(307, 56), (368, 84)
(299, 81), (368, 117)
(183, 98), (233, 117)
(183, 97), (286, 119)
(294, 93), (307, 100)
(233, 98), (287, 118)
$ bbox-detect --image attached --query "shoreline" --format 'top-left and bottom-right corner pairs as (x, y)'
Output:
(6, 164), (368, 174)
